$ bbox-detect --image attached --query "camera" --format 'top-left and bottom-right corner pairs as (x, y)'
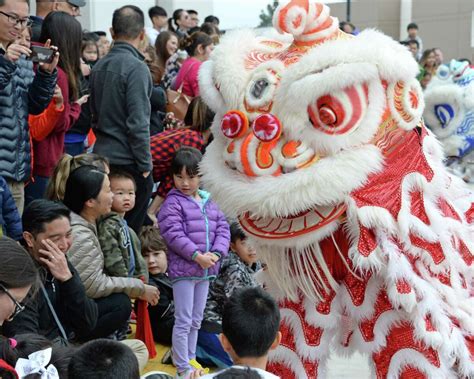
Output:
(30, 46), (55, 64)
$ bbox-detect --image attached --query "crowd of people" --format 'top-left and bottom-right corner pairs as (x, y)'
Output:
(0, 0), (467, 378)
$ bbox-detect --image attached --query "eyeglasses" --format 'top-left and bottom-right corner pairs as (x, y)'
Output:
(0, 282), (25, 321)
(0, 11), (32, 27)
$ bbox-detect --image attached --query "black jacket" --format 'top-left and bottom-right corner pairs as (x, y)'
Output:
(3, 261), (98, 343)
(90, 42), (153, 172)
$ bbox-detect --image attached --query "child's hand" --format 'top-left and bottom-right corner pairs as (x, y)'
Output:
(53, 85), (64, 109)
(205, 252), (220, 263)
(194, 253), (216, 269)
(139, 284), (160, 305)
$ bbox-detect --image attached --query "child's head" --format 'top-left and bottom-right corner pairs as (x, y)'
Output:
(230, 222), (257, 266)
(139, 226), (168, 275)
(108, 170), (136, 216)
(171, 147), (202, 197)
(68, 339), (139, 379)
(0, 334), (73, 379)
(16, 27), (31, 49)
(221, 287), (281, 360)
(81, 33), (99, 64)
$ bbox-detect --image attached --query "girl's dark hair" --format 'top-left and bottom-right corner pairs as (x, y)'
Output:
(63, 165), (107, 215)
(168, 9), (185, 33)
(155, 30), (178, 69)
(39, 11), (82, 101)
(0, 334), (73, 379)
(180, 31), (212, 57)
(0, 237), (38, 290)
(171, 147), (202, 177)
(184, 97), (215, 133)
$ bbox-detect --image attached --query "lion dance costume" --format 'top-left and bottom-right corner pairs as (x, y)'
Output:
(199, 1), (474, 377)
(424, 60), (474, 183)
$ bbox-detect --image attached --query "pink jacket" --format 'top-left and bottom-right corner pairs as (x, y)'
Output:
(173, 57), (202, 97)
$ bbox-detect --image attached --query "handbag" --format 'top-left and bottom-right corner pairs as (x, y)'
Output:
(166, 62), (197, 120)
(166, 84), (192, 121)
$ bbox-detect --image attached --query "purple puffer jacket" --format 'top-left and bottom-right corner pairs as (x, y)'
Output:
(158, 189), (230, 281)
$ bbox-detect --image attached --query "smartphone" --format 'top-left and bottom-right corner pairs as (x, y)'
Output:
(30, 46), (55, 64)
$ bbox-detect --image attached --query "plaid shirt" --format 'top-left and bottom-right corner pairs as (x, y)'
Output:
(150, 128), (204, 197)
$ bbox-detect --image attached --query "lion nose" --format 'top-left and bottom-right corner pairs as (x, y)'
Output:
(220, 111), (282, 142)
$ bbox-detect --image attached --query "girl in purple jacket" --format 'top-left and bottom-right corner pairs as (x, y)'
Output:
(158, 147), (230, 379)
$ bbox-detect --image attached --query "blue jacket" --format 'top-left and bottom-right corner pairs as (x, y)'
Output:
(0, 176), (22, 240)
(0, 54), (57, 182)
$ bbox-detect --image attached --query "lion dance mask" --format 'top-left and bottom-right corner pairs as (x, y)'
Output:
(199, 1), (474, 377)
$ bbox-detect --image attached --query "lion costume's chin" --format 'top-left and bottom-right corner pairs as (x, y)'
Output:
(201, 138), (384, 225)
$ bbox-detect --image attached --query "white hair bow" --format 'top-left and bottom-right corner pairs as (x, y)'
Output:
(14, 347), (59, 379)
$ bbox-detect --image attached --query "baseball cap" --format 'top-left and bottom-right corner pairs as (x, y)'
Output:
(67, 0), (86, 7)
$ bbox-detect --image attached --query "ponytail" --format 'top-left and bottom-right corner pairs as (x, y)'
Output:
(168, 17), (176, 32)
(46, 154), (74, 202)
(46, 153), (110, 202)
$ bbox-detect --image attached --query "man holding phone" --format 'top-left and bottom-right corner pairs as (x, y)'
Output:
(0, 0), (58, 214)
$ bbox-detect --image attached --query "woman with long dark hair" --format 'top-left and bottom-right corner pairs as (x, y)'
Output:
(25, 11), (88, 205)
(63, 166), (159, 337)
(155, 31), (179, 73)
(173, 32), (214, 97)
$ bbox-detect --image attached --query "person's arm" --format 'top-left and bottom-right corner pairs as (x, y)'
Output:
(147, 195), (164, 227)
(188, 65), (200, 97)
(210, 208), (231, 258)
(97, 217), (130, 278)
(158, 198), (200, 261)
(1, 179), (22, 241)
(29, 101), (64, 142)
(0, 55), (16, 88)
(28, 63), (57, 116)
(48, 69), (82, 135)
(68, 225), (145, 299)
(59, 263), (98, 338)
(223, 265), (256, 299)
(125, 64), (153, 173)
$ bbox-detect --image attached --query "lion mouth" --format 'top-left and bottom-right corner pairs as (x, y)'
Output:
(239, 204), (346, 240)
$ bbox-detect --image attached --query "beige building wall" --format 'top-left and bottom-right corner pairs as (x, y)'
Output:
(328, 0), (473, 62)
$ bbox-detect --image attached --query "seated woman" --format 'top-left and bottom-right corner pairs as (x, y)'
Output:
(63, 165), (159, 339)
(196, 223), (262, 368)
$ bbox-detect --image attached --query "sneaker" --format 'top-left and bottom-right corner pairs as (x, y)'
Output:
(141, 372), (173, 379)
(161, 348), (173, 365)
(189, 359), (209, 374)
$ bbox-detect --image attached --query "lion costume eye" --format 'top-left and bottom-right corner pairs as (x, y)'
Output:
(307, 83), (369, 135)
(244, 66), (281, 114)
